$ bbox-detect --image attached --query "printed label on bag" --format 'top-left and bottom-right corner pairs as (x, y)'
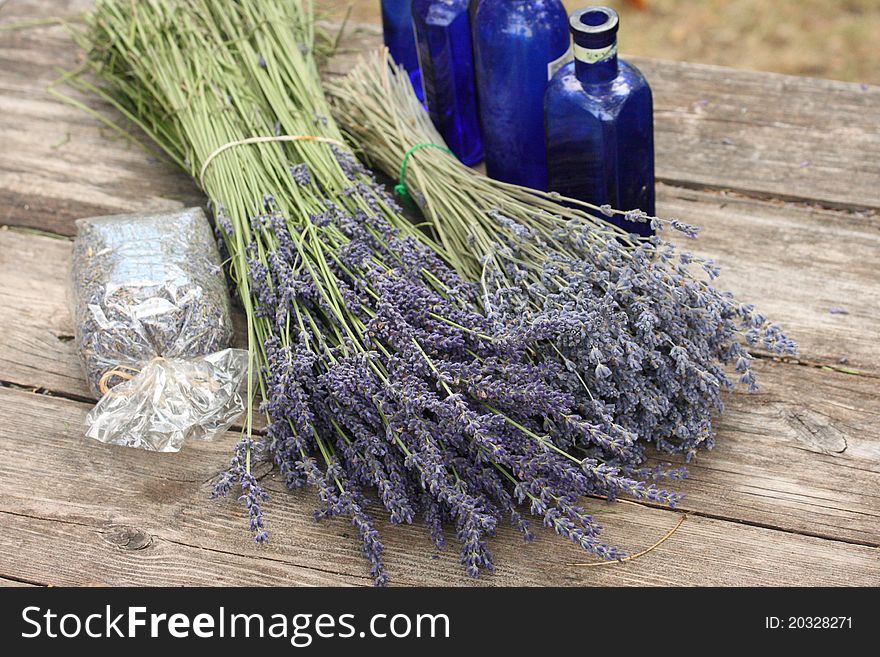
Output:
(548, 45), (574, 80)
(574, 43), (618, 64)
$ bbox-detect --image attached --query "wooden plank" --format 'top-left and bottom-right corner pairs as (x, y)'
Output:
(0, 4), (203, 237)
(0, 576), (40, 587)
(660, 186), (880, 375)
(0, 0), (92, 20)
(668, 358), (880, 547)
(0, 386), (876, 587)
(0, 14), (878, 244)
(2, 208), (878, 544)
(1, 177), (876, 408)
(0, 512), (367, 587)
(327, 25), (880, 211)
(640, 57), (880, 211)
(0, 230), (86, 397)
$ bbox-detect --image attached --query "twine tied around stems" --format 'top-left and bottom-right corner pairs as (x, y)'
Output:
(198, 135), (347, 188)
(394, 143), (455, 203)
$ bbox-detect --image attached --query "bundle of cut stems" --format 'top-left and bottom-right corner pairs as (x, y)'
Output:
(76, 0), (686, 584)
(327, 51), (796, 459)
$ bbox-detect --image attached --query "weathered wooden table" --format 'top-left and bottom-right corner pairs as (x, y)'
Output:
(1, 2), (878, 587)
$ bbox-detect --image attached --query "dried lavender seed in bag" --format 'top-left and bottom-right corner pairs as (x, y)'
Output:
(70, 207), (234, 397)
(70, 207), (245, 453)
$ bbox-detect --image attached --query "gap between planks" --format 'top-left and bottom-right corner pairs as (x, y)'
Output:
(1, 372), (875, 551)
(0, 363), (878, 584)
(0, 385), (877, 587)
(653, 178), (880, 217)
(1, 15), (879, 240)
(1, 192), (879, 545)
(2, 182), (877, 390)
(0, 576), (45, 587)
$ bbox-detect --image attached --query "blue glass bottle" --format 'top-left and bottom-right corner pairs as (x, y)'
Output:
(381, 0), (425, 102)
(545, 7), (655, 236)
(473, 0), (570, 189)
(412, 0), (483, 165)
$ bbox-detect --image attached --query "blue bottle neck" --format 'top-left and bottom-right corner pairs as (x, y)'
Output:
(569, 6), (621, 85)
(574, 40), (619, 84)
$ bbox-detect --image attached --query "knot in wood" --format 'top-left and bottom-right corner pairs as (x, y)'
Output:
(104, 525), (153, 550)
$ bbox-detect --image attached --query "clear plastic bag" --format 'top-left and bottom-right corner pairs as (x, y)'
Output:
(85, 349), (248, 453)
(70, 207), (247, 452)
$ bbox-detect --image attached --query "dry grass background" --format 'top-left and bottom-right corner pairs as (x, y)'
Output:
(326, 0), (880, 85)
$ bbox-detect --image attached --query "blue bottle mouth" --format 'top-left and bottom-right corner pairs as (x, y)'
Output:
(569, 7), (619, 50)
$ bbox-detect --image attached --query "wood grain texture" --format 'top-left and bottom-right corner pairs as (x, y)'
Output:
(0, 229), (85, 396)
(0, 576), (40, 587)
(1, 1), (878, 587)
(1, 16), (878, 242)
(1, 179), (876, 408)
(0, 2), (203, 237)
(662, 359), (880, 546)
(0, 386), (876, 587)
(328, 24), (880, 210)
(659, 187), (880, 375)
(640, 58), (880, 210)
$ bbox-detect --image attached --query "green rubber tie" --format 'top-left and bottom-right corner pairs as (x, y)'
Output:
(394, 142), (455, 202)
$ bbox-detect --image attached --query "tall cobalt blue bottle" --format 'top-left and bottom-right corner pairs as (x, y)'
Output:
(412, 0), (483, 165)
(473, 0), (570, 189)
(545, 7), (655, 236)
(381, 0), (425, 102)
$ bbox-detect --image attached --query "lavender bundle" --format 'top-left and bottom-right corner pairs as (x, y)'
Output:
(79, 0), (683, 584)
(327, 52), (797, 460)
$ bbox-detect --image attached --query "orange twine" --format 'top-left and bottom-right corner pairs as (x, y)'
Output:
(571, 513), (687, 567)
(199, 135), (346, 187)
(98, 365), (142, 395)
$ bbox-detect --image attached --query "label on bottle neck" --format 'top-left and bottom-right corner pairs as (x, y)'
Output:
(574, 42), (618, 64)
(547, 45), (574, 80)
